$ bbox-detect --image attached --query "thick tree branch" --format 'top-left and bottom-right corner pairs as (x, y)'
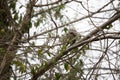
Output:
(0, 0), (37, 77)
(31, 11), (120, 80)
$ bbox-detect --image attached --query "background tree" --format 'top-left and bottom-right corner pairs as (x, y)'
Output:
(0, 0), (120, 80)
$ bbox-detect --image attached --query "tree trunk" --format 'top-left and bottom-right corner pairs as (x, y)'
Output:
(0, 0), (14, 79)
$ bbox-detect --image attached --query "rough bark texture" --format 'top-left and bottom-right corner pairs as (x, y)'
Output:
(0, 0), (13, 79)
(0, 0), (36, 79)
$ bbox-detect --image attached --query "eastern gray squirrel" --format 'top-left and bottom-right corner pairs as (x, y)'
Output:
(60, 28), (80, 46)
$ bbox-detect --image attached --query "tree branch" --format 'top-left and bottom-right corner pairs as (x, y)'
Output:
(0, 0), (37, 76)
(31, 11), (120, 80)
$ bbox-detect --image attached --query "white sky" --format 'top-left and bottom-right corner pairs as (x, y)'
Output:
(14, 0), (120, 80)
